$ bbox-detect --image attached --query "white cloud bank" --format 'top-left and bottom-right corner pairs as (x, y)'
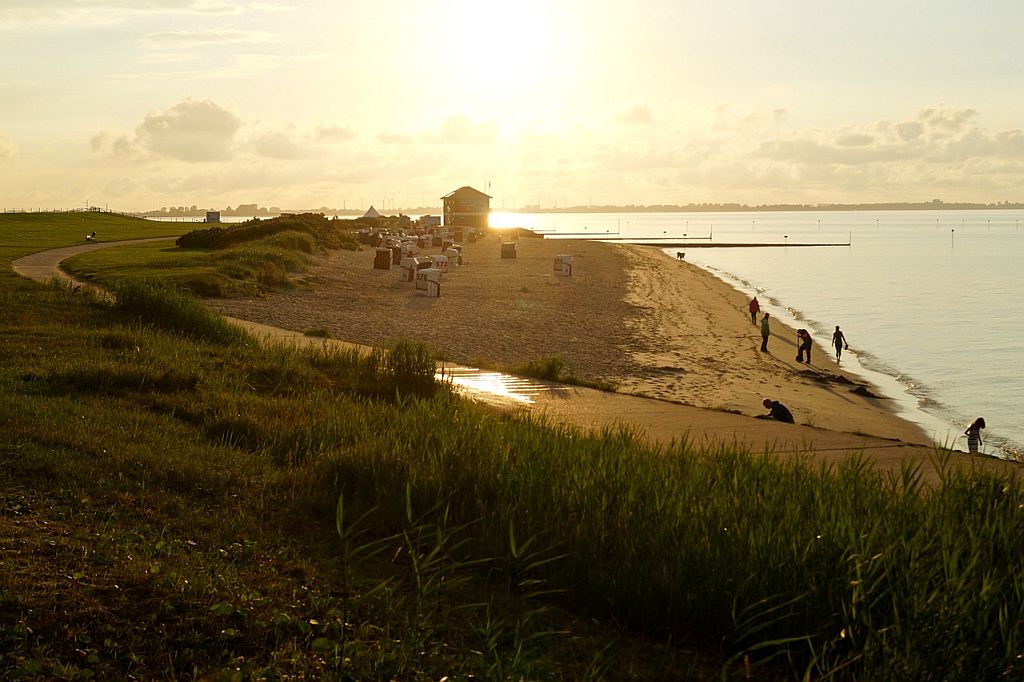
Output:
(63, 101), (1024, 209)
(92, 98), (241, 162)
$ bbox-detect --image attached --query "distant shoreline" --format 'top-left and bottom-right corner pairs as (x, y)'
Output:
(7, 203), (1024, 220)
(133, 202), (1024, 219)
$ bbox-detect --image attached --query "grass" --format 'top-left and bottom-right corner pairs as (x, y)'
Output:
(64, 237), (308, 298)
(511, 355), (618, 391)
(62, 213), (365, 298)
(4, 212), (1024, 679)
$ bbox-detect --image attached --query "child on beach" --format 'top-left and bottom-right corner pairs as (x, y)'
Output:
(760, 313), (770, 352)
(964, 417), (986, 454)
(748, 296), (760, 325)
(832, 326), (849, 362)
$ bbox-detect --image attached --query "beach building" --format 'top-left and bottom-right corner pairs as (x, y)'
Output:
(362, 205), (383, 219)
(441, 186), (491, 230)
(205, 211), (220, 223)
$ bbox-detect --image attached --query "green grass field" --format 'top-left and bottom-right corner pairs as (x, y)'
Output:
(3, 212), (1024, 680)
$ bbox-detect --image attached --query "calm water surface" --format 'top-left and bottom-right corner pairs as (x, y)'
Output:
(491, 209), (1024, 458)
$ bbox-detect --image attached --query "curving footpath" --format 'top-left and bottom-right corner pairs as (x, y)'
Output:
(12, 240), (1019, 485)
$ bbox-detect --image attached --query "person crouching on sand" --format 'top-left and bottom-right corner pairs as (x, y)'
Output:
(964, 417), (986, 454)
(760, 313), (770, 352)
(748, 296), (760, 325)
(759, 398), (795, 423)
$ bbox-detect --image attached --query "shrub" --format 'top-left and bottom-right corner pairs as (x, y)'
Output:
(256, 261), (290, 288)
(382, 339), (437, 397)
(517, 356), (565, 381)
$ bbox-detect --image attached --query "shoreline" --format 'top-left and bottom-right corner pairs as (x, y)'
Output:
(665, 249), (964, 449)
(204, 236), (933, 449)
(618, 245), (932, 446)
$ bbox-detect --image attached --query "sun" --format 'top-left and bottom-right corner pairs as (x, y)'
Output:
(433, 0), (560, 95)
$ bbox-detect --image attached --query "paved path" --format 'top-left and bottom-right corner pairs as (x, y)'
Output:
(11, 237), (177, 282)
(12, 240), (1019, 484)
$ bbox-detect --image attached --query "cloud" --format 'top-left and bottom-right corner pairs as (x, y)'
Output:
(91, 132), (141, 160)
(377, 133), (414, 145)
(102, 176), (139, 198)
(93, 98), (240, 162)
(315, 125), (354, 143)
(93, 102), (362, 166)
(137, 98), (240, 161)
(615, 105), (653, 125)
(0, 1), (250, 27)
(896, 121), (923, 142)
(115, 53), (293, 83)
(835, 133), (874, 147)
(0, 136), (17, 160)
(752, 107), (1024, 167)
(250, 130), (317, 160)
(139, 29), (279, 49)
(434, 116), (498, 145)
(245, 122), (358, 159)
(916, 107), (978, 135)
(713, 104), (788, 134)
(138, 52), (198, 65)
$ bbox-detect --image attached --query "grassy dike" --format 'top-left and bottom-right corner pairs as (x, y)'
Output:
(3, 213), (1024, 680)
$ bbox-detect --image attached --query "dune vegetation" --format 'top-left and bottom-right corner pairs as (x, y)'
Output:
(3, 213), (1024, 680)
(62, 212), (364, 298)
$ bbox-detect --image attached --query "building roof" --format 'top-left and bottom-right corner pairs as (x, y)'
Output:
(440, 186), (492, 200)
(362, 205), (382, 218)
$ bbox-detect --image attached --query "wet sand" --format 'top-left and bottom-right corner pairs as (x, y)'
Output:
(205, 235), (930, 447)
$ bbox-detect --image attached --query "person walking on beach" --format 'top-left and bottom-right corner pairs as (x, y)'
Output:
(748, 296), (760, 325)
(760, 313), (771, 352)
(832, 326), (848, 362)
(759, 398), (795, 423)
(796, 329), (812, 363)
(964, 417), (986, 454)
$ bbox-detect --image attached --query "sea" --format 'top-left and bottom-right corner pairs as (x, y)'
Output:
(489, 209), (1024, 460)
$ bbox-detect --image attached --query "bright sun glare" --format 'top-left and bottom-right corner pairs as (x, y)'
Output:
(435, 0), (558, 97)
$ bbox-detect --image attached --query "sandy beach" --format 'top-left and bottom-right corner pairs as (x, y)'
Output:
(205, 234), (932, 447)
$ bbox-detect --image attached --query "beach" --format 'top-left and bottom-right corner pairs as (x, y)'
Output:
(205, 235), (932, 447)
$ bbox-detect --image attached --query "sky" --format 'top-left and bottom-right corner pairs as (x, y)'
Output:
(2, 0), (1024, 212)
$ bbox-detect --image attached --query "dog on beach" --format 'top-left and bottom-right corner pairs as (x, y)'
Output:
(676, 251), (685, 260)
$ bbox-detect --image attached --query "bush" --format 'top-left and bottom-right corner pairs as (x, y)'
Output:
(382, 339), (437, 397)
(256, 261), (290, 288)
(517, 356), (565, 381)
